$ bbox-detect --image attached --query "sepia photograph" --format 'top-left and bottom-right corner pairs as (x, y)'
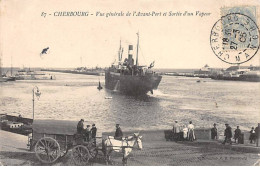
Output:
(0, 0), (259, 166)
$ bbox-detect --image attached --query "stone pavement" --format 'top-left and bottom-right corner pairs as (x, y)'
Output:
(0, 130), (36, 166)
(0, 130), (259, 166)
(126, 140), (260, 166)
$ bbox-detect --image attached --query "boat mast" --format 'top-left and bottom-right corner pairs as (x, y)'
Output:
(118, 40), (121, 62)
(11, 55), (13, 76)
(136, 32), (139, 66)
(0, 56), (2, 76)
(120, 48), (123, 61)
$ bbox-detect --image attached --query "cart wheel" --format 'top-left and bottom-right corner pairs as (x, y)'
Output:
(35, 137), (61, 164)
(72, 145), (90, 165)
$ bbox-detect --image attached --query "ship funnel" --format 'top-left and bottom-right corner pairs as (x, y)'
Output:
(128, 45), (134, 66)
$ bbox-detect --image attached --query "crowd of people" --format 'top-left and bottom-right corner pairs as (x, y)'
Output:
(77, 119), (97, 144)
(172, 120), (196, 142)
(76, 118), (258, 146)
(171, 120), (259, 145)
(211, 123), (259, 145)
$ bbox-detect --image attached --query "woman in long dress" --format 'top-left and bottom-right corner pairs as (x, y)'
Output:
(183, 125), (188, 141)
(188, 121), (196, 141)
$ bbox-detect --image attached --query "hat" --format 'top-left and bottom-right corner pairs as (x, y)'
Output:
(92, 124), (95, 126)
(175, 120), (178, 122)
(225, 123), (228, 125)
(81, 119), (84, 121)
(87, 125), (90, 127)
(213, 123), (216, 126)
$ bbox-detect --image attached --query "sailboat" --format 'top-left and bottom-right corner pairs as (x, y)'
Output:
(3, 56), (16, 81)
(105, 33), (162, 95)
(0, 57), (7, 82)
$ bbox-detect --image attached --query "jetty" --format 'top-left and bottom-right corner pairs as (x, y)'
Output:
(41, 68), (105, 76)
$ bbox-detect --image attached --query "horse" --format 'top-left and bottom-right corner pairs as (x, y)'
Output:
(102, 133), (143, 165)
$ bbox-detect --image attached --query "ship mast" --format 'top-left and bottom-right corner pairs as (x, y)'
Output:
(136, 32), (139, 66)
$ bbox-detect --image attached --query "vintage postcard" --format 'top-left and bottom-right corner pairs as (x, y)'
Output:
(0, 0), (259, 166)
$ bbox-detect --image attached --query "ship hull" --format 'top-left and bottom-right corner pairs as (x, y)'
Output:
(0, 77), (7, 82)
(4, 76), (16, 81)
(105, 71), (162, 95)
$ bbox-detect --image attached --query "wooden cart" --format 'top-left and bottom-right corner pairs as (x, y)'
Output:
(31, 120), (98, 165)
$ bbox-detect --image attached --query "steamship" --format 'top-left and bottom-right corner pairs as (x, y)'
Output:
(105, 33), (162, 95)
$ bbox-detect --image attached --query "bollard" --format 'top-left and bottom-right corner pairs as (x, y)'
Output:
(257, 123), (260, 147)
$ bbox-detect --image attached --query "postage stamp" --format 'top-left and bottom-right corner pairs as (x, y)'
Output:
(210, 11), (260, 64)
(221, 6), (257, 22)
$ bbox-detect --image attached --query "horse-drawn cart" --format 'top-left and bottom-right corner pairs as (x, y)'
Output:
(30, 120), (98, 165)
(30, 120), (143, 165)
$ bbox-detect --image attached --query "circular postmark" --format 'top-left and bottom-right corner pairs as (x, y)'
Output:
(210, 13), (260, 64)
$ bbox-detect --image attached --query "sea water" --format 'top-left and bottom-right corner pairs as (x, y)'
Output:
(0, 72), (259, 135)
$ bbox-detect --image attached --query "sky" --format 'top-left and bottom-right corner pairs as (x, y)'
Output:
(0, 0), (259, 69)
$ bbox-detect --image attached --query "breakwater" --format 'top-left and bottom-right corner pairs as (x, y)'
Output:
(41, 69), (105, 76)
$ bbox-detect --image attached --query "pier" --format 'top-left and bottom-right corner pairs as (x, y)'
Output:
(163, 65), (260, 82)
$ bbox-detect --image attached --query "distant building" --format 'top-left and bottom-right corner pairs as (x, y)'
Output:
(194, 64), (211, 75)
(225, 65), (260, 72)
(194, 64), (223, 76)
(249, 66), (260, 71)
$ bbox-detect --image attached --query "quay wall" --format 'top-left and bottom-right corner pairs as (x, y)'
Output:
(103, 128), (259, 145)
(103, 128), (212, 142)
(0, 114), (33, 125)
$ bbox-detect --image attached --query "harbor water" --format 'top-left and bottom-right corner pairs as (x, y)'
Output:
(0, 72), (259, 135)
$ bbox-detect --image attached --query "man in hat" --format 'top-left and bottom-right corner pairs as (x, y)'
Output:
(173, 120), (180, 141)
(211, 123), (218, 140)
(114, 124), (123, 140)
(222, 123), (232, 145)
(255, 125), (259, 142)
(77, 119), (84, 134)
(249, 127), (256, 144)
(234, 126), (241, 143)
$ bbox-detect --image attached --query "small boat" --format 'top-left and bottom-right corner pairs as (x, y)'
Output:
(15, 68), (55, 80)
(0, 77), (7, 82)
(196, 80), (201, 82)
(97, 81), (103, 90)
(0, 58), (7, 82)
(4, 56), (16, 81)
(105, 96), (113, 99)
(2, 75), (16, 81)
